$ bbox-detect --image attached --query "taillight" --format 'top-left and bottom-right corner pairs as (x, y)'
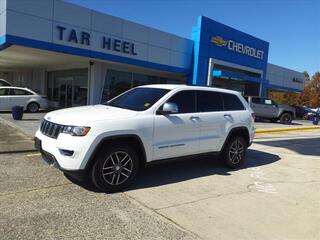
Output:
(251, 112), (256, 121)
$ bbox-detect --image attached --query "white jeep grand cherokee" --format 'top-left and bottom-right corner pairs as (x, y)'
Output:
(35, 85), (255, 192)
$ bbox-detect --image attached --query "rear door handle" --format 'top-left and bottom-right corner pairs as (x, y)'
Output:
(224, 114), (232, 118)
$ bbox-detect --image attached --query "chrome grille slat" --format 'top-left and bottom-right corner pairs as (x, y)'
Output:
(40, 120), (66, 139)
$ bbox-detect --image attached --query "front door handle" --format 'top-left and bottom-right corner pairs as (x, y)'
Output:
(190, 116), (200, 121)
(224, 114), (232, 118)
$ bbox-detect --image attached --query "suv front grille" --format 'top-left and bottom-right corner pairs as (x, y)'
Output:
(40, 119), (66, 139)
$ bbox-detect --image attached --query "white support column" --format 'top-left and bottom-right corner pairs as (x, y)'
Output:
(88, 61), (107, 105)
(207, 58), (213, 86)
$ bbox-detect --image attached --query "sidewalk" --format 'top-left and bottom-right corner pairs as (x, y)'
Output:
(0, 112), (45, 138)
(0, 121), (36, 153)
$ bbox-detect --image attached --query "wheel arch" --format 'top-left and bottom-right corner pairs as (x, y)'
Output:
(84, 134), (147, 170)
(221, 127), (250, 152)
(281, 110), (294, 116)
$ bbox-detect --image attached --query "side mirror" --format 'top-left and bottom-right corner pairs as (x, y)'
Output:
(157, 102), (178, 115)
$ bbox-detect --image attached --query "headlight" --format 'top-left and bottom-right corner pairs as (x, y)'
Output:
(62, 126), (91, 136)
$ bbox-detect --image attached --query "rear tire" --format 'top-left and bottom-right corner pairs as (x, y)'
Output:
(221, 136), (247, 169)
(27, 102), (40, 113)
(91, 144), (139, 193)
(280, 112), (293, 124)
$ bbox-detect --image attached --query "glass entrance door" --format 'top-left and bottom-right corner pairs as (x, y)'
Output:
(47, 69), (88, 108)
(58, 77), (73, 108)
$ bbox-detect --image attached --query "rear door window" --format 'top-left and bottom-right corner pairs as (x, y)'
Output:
(12, 89), (33, 95)
(222, 93), (245, 111)
(252, 97), (263, 104)
(197, 90), (224, 112)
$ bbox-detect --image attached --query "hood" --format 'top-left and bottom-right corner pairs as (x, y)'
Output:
(44, 105), (138, 126)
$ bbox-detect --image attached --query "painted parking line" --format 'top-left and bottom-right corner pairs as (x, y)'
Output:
(249, 167), (277, 194)
(26, 153), (41, 157)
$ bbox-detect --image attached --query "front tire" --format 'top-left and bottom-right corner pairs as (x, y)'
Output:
(280, 112), (293, 124)
(91, 144), (139, 193)
(221, 136), (247, 169)
(27, 102), (40, 113)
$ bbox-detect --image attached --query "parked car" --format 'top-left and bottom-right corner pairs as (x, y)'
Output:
(305, 107), (320, 120)
(0, 79), (11, 86)
(35, 84), (255, 193)
(0, 87), (48, 112)
(246, 96), (296, 124)
(292, 105), (310, 119)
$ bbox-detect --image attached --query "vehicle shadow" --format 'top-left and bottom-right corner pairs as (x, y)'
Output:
(255, 118), (302, 125)
(16, 119), (40, 121)
(254, 137), (320, 156)
(129, 149), (280, 190)
(65, 149), (280, 193)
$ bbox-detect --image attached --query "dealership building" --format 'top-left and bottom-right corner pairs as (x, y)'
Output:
(0, 0), (304, 108)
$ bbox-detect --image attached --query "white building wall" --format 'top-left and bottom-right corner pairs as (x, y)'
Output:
(0, 0), (6, 38)
(4, 0), (193, 70)
(266, 63), (304, 91)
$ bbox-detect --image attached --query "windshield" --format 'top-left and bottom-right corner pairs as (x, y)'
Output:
(105, 87), (170, 111)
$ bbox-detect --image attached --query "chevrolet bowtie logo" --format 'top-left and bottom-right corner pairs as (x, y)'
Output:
(211, 36), (227, 47)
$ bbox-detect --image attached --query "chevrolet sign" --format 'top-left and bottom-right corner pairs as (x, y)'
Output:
(211, 36), (264, 60)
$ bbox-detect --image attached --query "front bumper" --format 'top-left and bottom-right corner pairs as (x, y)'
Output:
(34, 137), (62, 169)
(35, 130), (96, 171)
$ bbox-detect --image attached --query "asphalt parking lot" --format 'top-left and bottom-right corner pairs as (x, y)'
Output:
(0, 121), (319, 240)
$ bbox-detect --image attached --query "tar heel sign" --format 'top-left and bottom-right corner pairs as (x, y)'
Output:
(56, 25), (138, 56)
(211, 36), (264, 60)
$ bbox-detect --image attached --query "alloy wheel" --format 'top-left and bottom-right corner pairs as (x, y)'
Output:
(102, 151), (133, 185)
(28, 103), (39, 113)
(228, 139), (244, 164)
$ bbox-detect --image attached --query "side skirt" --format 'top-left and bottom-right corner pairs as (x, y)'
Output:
(145, 151), (221, 167)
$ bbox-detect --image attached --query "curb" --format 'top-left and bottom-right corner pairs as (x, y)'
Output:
(256, 126), (320, 134)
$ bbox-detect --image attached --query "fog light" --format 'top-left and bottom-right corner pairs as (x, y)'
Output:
(59, 149), (74, 156)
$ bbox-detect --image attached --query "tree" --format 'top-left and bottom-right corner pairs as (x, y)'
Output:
(299, 72), (320, 107)
(303, 71), (311, 86)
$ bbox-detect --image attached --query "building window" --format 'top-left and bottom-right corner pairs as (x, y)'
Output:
(101, 69), (184, 102)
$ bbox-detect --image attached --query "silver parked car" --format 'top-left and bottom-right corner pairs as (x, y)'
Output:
(0, 87), (48, 113)
(246, 96), (296, 124)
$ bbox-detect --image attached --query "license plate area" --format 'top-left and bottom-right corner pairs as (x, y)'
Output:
(34, 137), (42, 151)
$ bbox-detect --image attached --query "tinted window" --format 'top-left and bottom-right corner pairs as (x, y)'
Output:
(0, 89), (9, 96)
(11, 89), (32, 95)
(166, 91), (196, 113)
(252, 97), (263, 104)
(222, 93), (245, 111)
(107, 87), (170, 111)
(0, 80), (10, 86)
(197, 91), (223, 112)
